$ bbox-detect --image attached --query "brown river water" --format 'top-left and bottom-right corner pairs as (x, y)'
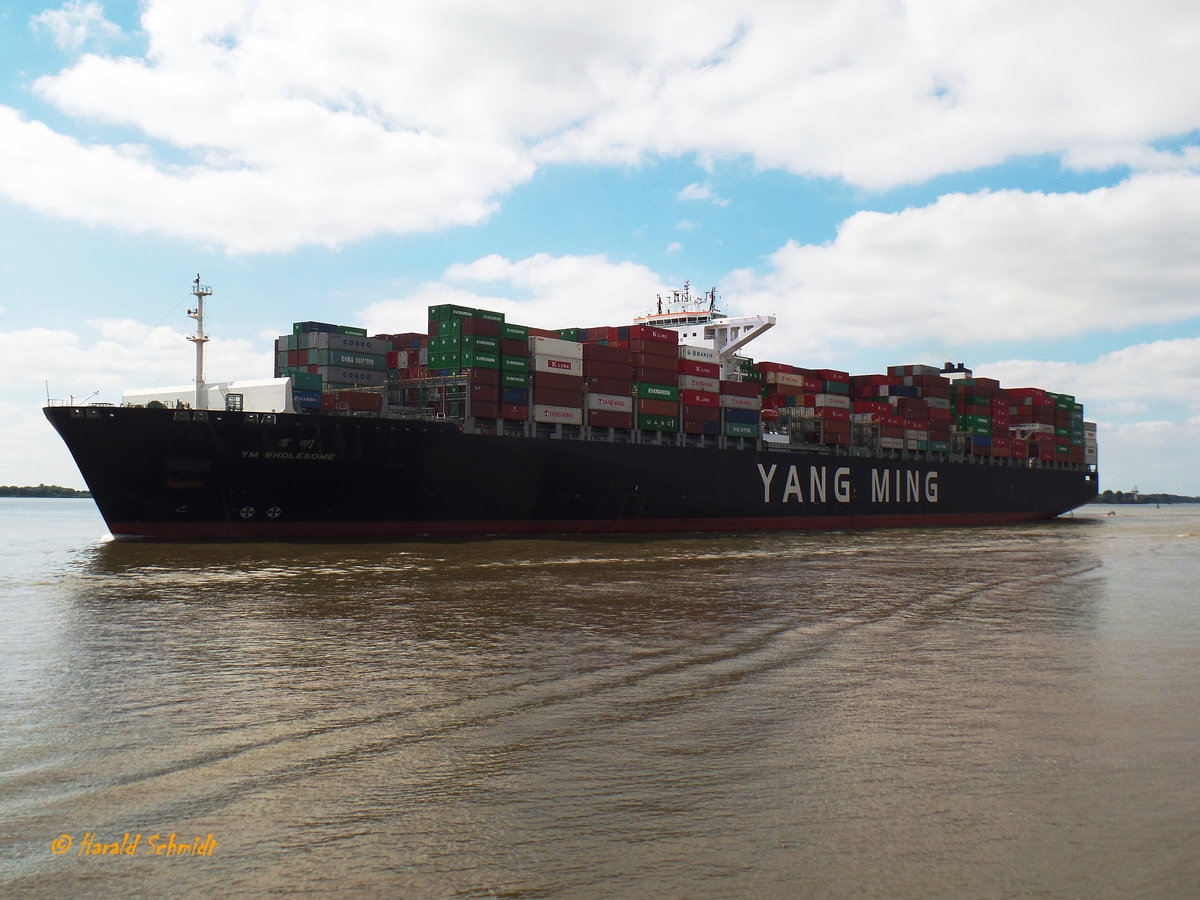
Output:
(1, 499), (1198, 898)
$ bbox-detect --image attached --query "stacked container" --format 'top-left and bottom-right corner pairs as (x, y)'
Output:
(679, 345), (721, 435)
(583, 343), (635, 428)
(529, 335), (584, 425)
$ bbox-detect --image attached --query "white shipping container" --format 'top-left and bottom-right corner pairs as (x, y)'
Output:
(813, 393), (850, 409)
(765, 371), (807, 388)
(586, 393), (634, 413)
(678, 374), (720, 393)
(880, 436), (905, 449)
(925, 397), (951, 410)
(678, 345), (719, 362)
(533, 404), (583, 425)
(529, 335), (583, 360)
(532, 355), (583, 376)
(720, 394), (761, 410)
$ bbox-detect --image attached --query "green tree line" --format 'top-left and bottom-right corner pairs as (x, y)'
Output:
(0, 484), (92, 498)
(1096, 490), (1200, 504)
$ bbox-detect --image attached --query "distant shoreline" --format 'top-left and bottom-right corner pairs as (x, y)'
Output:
(1092, 492), (1199, 505)
(0, 485), (92, 498)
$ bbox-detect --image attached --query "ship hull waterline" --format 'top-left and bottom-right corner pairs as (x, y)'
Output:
(46, 405), (1099, 542)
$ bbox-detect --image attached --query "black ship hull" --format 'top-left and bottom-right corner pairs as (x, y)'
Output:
(45, 405), (1099, 541)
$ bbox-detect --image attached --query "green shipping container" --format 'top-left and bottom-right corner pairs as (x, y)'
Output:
(637, 414), (679, 432)
(475, 309), (505, 323)
(461, 350), (500, 370)
(502, 355), (529, 373)
(500, 323), (529, 341)
(556, 328), (579, 342)
(501, 372), (530, 388)
(723, 421), (759, 438)
(430, 335), (461, 352)
(929, 440), (951, 452)
(336, 325), (368, 336)
(428, 304), (476, 321)
(288, 371), (322, 391)
(633, 382), (680, 402)
(432, 318), (462, 337)
(820, 381), (850, 396)
(463, 335), (500, 352)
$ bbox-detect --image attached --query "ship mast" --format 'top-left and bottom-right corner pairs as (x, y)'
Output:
(186, 275), (212, 409)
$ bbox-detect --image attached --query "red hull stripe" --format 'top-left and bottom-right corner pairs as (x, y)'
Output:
(107, 511), (1060, 540)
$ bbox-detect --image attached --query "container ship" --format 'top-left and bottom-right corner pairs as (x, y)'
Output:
(44, 280), (1098, 540)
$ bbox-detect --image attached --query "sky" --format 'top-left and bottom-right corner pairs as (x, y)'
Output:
(1, 0), (1198, 494)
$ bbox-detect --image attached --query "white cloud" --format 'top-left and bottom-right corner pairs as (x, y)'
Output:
(2, 1), (1198, 251)
(678, 182), (728, 205)
(359, 253), (668, 335)
(0, 321), (263, 398)
(31, 1), (121, 51)
(983, 338), (1200, 420)
(722, 173), (1200, 361)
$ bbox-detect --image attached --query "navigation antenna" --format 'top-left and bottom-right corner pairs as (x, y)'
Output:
(186, 275), (212, 409)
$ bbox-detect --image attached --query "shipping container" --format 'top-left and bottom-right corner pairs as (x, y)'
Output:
(633, 382), (680, 402)
(587, 409), (634, 429)
(530, 335), (583, 359)
(723, 421), (759, 438)
(533, 404), (583, 425)
(532, 355), (583, 376)
(638, 414), (680, 432)
(587, 393), (634, 413)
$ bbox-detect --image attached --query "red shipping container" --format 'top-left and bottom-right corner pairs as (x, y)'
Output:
(499, 338), (528, 357)
(501, 403), (528, 420)
(633, 367), (678, 386)
(681, 404), (720, 422)
(853, 400), (892, 414)
(582, 343), (631, 364)
(720, 380), (760, 398)
(757, 361), (795, 374)
(1010, 439), (1029, 458)
(630, 350), (677, 369)
(679, 359), (720, 378)
(637, 398), (679, 416)
(585, 327), (620, 343)
(466, 366), (500, 386)
(470, 383), (500, 402)
(680, 389), (719, 407)
(532, 371), (583, 391)
(527, 326), (558, 339)
(816, 369), (850, 383)
(584, 360), (634, 381)
(817, 406), (850, 421)
(461, 317), (500, 337)
(532, 385), (583, 407)
(628, 324), (678, 344)
(323, 391), (382, 411)
(587, 409), (634, 428)
(585, 376), (634, 395)
(471, 400), (500, 418)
